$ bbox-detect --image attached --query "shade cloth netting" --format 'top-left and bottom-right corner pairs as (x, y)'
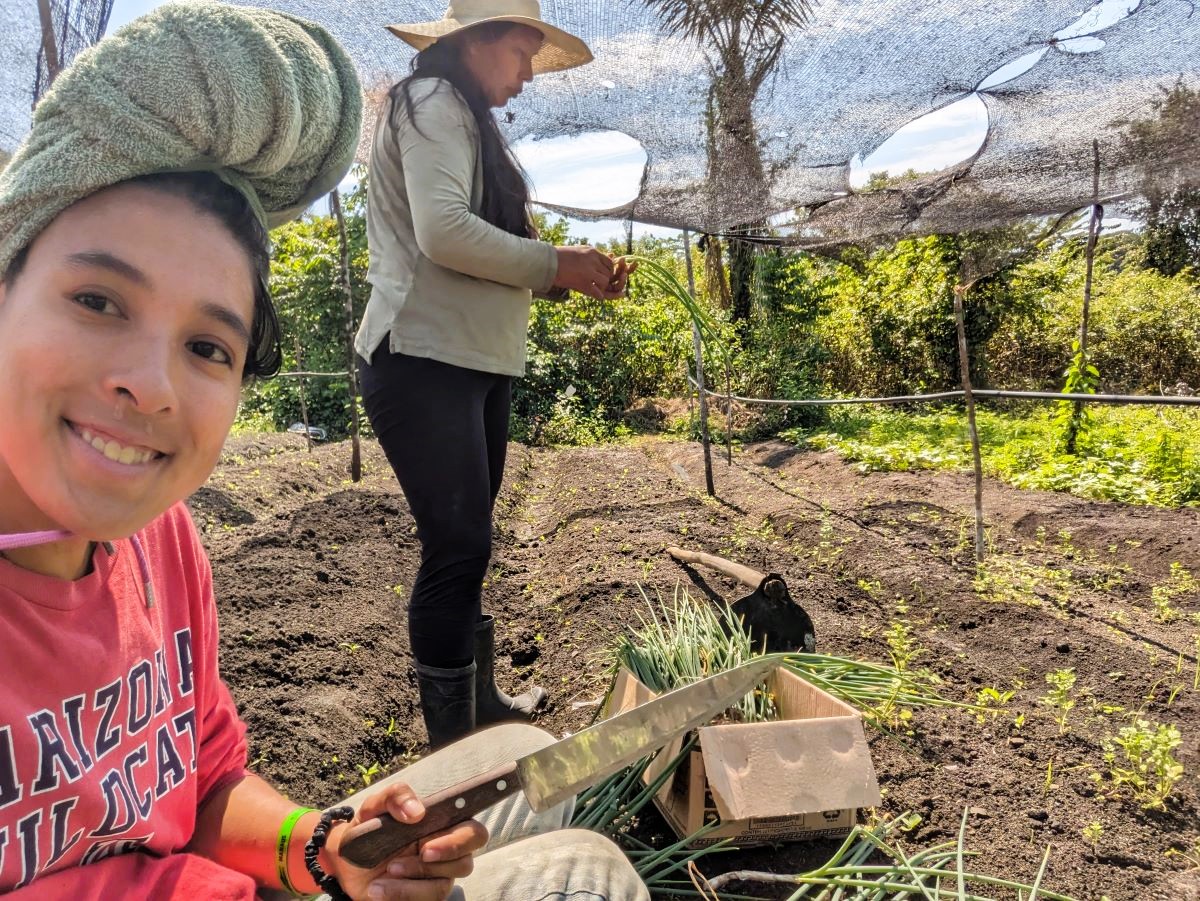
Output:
(0, 0), (114, 162)
(3, 0), (1197, 245)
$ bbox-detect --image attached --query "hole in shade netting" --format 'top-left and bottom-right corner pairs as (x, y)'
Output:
(1055, 0), (1140, 40)
(849, 94), (989, 189)
(513, 130), (647, 211)
(849, 0), (1142, 193)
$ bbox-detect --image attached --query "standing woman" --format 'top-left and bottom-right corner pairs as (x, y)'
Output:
(357, 1), (635, 747)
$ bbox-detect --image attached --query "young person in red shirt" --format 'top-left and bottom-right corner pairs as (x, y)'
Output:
(0, 3), (646, 900)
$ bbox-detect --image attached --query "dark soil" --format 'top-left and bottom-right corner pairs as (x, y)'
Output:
(193, 433), (1200, 900)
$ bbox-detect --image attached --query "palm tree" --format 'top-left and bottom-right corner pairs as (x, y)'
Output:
(644, 0), (817, 326)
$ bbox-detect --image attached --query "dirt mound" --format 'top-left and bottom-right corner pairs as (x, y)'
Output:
(197, 434), (1199, 900)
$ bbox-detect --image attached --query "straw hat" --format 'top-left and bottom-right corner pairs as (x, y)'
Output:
(386, 0), (593, 74)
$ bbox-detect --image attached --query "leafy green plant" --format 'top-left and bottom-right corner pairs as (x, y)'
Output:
(1055, 339), (1100, 452)
(1039, 669), (1077, 733)
(794, 405), (1200, 507)
(1096, 718), (1184, 810)
(883, 618), (926, 673)
(1082, 820), (1104, 850)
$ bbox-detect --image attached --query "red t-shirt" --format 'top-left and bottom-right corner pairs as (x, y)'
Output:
(0, 503), (256, 898)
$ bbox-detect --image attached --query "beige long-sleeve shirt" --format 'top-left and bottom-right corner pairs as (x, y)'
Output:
(354, 79), (559, 376)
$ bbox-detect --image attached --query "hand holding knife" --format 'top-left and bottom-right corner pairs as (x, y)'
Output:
(339, 658), (775, 868)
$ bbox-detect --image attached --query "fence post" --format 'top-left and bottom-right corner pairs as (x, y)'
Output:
(953, 276), (985, 564)
(683, 230), (715, 497)
(36, 0), (61, 93)
(1068, 140), (1104, 454)
(330, 189), (362, 482)
(293, 336), (313, 452)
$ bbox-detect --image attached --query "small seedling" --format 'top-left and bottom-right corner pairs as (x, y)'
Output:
(339, 642), (360, 655)
(356, 761), (382, 787)
(1039, 668), (1077, 734)
(1165, 837), (1200, 869)
(1151, 562), (1198, 623)
(1057, 529), (1076, 558)
(1193, 633), (1200, 690)
(1082, 821), (1104, 849)
(975, 686), (1014, 723)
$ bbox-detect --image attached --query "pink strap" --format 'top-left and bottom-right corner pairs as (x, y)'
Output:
(0, 529), (73, 551)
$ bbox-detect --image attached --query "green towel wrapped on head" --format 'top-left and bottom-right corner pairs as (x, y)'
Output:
(0, 0), (363, 277)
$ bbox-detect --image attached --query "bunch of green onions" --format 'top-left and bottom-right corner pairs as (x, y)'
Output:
(611, 585), (971, 727)
(683, 810), (1081, 901)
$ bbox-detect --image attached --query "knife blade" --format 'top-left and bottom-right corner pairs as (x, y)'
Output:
(339, 657), (776, 868)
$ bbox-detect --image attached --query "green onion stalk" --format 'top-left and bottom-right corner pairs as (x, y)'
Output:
(695, 810), (1080, 900)
(628, 255), (733, 373)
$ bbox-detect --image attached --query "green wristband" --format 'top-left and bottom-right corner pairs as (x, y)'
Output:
(276, 807), (317, 895)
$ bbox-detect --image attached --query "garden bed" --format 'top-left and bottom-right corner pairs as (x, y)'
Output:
(194, 432), (1199, 900)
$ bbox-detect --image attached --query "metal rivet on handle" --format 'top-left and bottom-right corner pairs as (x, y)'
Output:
(455, 798), (466, 809)
(497, 780), (508, 791)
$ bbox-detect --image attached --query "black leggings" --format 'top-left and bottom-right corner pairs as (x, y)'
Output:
(359, 348), (511, 668)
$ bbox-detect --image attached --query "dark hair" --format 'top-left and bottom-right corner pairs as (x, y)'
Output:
(391, 22), (538, 239)
(3, 171), (282, 381)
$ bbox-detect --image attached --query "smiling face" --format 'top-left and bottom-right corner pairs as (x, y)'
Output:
(460, 24), (544, 107)
(0, 182), (257, 543)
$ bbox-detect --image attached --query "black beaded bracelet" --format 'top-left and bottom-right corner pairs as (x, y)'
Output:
(304, 805), (355, 901)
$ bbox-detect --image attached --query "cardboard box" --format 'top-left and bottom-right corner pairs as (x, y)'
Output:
(605, 665), (881, 846)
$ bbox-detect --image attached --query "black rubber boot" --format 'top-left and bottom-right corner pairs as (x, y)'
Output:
(414, 660), (476, 749)
(475, 615), (548, 726)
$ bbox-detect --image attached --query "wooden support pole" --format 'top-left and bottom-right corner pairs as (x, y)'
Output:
(36, 0), (61, 94)
(953, 278), (985, 564)
(1068, 139), (1104, 453)
(724, 365), (733, 465)
(683, 230), (715, 497)
(331, 189), (362, 482)
(293, 336), (313, 452)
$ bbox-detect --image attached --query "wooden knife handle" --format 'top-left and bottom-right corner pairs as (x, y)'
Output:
(339, 761), (520, 869)
(666, 546), (766, 589)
